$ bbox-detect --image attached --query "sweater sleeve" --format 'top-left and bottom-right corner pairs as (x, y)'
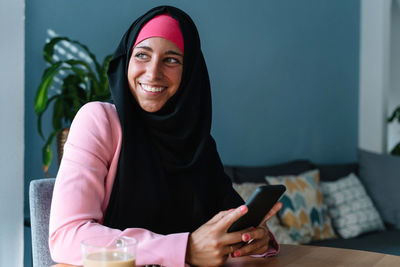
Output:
(49, 102), (189, 267)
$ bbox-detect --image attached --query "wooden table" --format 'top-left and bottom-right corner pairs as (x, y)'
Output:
(53, 244), (400, 267)
(224, 244), (400, 266)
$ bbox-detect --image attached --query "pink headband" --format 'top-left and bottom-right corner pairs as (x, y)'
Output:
(133, 14), (184, 53)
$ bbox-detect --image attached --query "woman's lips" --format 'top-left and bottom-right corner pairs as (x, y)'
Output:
(140, 83), (167, 95)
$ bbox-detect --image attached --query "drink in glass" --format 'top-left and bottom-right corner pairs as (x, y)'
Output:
(82, 236), (137, 267)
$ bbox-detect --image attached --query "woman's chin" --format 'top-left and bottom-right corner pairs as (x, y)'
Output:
(139, 102), (165, 113)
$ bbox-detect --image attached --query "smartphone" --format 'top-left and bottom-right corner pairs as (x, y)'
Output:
(227, 184), (286, 233)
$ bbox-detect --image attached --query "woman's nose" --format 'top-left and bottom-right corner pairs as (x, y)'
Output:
(145, 59), (163, 80)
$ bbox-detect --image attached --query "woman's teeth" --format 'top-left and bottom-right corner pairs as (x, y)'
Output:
(141, 84), (165, 92)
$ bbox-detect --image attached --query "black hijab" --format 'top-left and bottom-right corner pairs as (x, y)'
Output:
(104, 5), (243, 234)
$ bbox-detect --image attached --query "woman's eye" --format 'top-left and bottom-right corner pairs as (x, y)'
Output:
(165, 57), (181, 64)
(135, 53), (148, 59)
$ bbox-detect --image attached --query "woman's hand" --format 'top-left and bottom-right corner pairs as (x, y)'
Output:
(230, 201), (282, 257)
(186, 205), (251, 267)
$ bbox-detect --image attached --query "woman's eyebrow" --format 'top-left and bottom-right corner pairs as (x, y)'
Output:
(166, 50), (183, 57)
(134, 45), (152, 51)
(134, 46), (183, 57)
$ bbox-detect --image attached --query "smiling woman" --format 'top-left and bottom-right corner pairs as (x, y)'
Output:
(127, 14), (184, 113)
(128, 37), (183, 112)
(48, 5), (281, 267)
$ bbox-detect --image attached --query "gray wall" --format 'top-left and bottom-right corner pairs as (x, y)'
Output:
(25, 0), (360, 211)
(1, 0), (25, 265)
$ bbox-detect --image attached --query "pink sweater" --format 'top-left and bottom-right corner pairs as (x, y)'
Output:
(49, 101), (278, 266)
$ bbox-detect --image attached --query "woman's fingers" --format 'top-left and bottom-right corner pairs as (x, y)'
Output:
(223, 226), (265, 245)
(186, 206), (267, 266)
(224, 242), (244, 255)
(207, 209), (232, 224)
(241, 226), (267, 243)
(220, 226), (254, 245)
(238, 239), (270, 257)
(232, 228), (270, 257)
(187, 202), (278, 265)
(216, 205), (248, 232)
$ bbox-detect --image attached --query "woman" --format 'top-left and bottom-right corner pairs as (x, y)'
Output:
(49, 5), (281, 267)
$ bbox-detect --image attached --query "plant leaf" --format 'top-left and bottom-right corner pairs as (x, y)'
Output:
(69, 39), (102, 76)
(34, 62), (63, 114)
(64, 59), (100, 98)
(36, 94), (61, 139)
(89, 77), (102, 100)
(42, 143), (52, 173)
(42, 129), (60, 173)
(65, 59), (95, 75)
(43, 36), (102, 76)
(37, 112), (44, 140)
(43, 37), (71, 63)
(59, 74), (87, 123)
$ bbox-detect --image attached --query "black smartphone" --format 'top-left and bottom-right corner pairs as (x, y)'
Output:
(227, 184), (286, 233)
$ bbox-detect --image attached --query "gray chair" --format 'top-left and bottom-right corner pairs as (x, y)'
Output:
(29, 178), (56, 267)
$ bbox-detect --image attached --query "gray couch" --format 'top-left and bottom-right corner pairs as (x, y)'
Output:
(224, 151), (400, 256)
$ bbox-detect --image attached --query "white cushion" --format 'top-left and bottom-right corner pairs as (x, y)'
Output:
(320, 173), (385, 238)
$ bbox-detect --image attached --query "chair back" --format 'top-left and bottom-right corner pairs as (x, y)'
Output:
(29, 178), (56, 267)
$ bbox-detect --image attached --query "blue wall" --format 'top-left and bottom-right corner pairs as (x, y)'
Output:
(25, 0), (359, 265)
(203, 1), (360, 166)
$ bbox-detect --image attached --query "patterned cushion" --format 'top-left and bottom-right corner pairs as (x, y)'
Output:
(265, 170), (336, 244)
(267, 216), (299, 245)
(320, 173), (385, 238)
(232, 182), (298, 244)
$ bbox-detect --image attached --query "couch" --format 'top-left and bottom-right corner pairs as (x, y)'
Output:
(224, 149), (400, 256)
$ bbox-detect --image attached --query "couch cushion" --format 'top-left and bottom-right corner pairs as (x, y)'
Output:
(266, 170), (336, 243)
(320, 173), (385, 238)
(267, 216), (299, 245)
(309, 229), (400, 256)
(226, 160), (314, 183)
(358, 149), (400, 228)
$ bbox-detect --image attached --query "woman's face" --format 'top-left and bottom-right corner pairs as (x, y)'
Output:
(127, 37), (183, 113)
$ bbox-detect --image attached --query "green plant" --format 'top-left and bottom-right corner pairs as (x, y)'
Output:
(388, 105), (400, 155)
(34, 36), (112, 174)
